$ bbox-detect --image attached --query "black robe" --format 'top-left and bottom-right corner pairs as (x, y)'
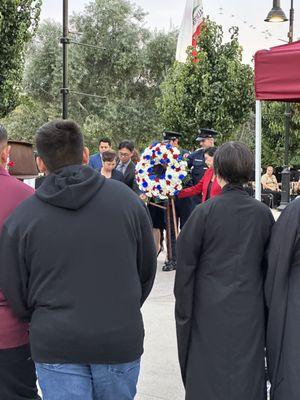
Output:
(174, 184), (274, 400)
(265, 198), (300, 400)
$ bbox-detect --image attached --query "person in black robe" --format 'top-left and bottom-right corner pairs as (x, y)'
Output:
(265, 198), (300, 400)
(174, 142), (274, 400)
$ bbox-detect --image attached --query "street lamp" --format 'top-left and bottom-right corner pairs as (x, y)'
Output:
(265, 0), (288, 23)
(265, 0), (295, 210)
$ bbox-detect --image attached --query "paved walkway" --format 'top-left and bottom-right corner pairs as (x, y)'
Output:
(137, 254), (184, 400)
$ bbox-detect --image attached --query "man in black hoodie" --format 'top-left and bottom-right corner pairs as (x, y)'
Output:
(0, 120), (157, 400)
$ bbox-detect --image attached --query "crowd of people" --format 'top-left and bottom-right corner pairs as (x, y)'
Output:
(0, 119), (299, 400)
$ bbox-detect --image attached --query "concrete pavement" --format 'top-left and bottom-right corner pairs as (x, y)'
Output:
(137, 254), (184, 400)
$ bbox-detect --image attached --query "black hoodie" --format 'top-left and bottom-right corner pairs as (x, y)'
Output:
(0, 165), (156, 364)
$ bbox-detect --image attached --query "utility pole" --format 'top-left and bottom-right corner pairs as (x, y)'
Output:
(61, 0), (69, 119)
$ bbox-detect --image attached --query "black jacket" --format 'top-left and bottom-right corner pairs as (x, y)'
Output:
(0, 165), (156, 364)
(174, 184), (274, 400)
(111, 169), (124, 182)
(265, 198), (300, 400)
(118, 160), (140, 193)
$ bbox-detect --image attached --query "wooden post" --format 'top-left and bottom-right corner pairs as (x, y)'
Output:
(171, 198), (179, 239)
(166, 200), (172, 261)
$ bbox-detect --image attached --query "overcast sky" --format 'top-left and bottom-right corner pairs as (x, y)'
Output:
(40, 0), (300, 64)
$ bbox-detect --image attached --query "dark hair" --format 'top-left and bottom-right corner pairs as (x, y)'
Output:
(99, 137), (111, 146)
(102, 151), (117, 163)
(36, 120), (84, 173)
(204, 146), (217, 157)
(118, 140), (134, 152)
(0, 125), (8, 145)
(214, 142), (254, 184)
(131, 149), (140, 164)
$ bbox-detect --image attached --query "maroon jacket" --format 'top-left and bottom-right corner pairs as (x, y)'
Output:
(0, 165), (34, 349)
(178, 167), (222, 202)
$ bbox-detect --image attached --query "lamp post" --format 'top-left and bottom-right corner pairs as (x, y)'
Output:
(265, 0), (294, 210)
(61, 0), (69, 119)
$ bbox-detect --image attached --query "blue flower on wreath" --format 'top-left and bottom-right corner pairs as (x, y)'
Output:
(145, 155), (151, 160)
(147, 167), (154, 173)
(179, 174), (185, 180)
(150, 160), (155, 165)
(139, 169), (144, 174)
(150, 175), (156, 181)
(167, 174), (172, 179)
(178, 155), (183, 161)
(166, 144), (172, 150)
(161, 174), (166, 180)
(171, 165), (176, 170)
(157, 185), (162, 190)
(142, 182), (148, 188)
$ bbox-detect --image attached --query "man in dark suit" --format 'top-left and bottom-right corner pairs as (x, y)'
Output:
(88, 137), (112, 171)
(117, 140), (140, 193)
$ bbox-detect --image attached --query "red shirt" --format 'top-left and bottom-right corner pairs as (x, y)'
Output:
(178, 168), (222, 202)
(0, 165), (34, 349)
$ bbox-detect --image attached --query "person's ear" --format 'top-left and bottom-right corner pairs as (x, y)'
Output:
(36, 156), (47, 174)
(0, 144), (10, 165)
(4, 145), (10, 162)
(83, 147), (89, 165)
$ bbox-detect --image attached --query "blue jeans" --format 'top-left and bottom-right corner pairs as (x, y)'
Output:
(36, 359), (140, 400)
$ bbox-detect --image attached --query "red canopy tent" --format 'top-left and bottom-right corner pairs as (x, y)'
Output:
(254, 41), (300, 200)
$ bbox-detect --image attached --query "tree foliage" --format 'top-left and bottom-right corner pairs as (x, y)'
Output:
(261, 102), (300, 167)
(0, 0), (41, 118)
(157, 20), (254, 147)
(1, 1), (298, 168)
(12, 0), (177, 151)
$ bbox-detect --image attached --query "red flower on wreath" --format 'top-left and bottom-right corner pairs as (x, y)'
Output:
(8, 161), (15, 168)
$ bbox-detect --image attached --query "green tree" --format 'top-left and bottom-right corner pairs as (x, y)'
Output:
(0, 95), (48, 141)
(157, 20), (254, 147)
(0, 0), (41, 117)
(24, 20), (62, 109)
(13, 0), (177, 150)
(261, 102), (300, 167)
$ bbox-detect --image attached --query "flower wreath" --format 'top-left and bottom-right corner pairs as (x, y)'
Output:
(135, 142), (188, 200)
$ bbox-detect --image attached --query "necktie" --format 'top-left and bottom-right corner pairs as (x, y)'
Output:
(121, 163), (126, 175)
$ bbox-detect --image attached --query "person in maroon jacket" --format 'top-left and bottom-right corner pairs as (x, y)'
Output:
(178, 147), (222, 203)
(0, 125), (39, 400)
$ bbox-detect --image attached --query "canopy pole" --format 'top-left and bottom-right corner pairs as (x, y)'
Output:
(255, 101), (262, 201)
